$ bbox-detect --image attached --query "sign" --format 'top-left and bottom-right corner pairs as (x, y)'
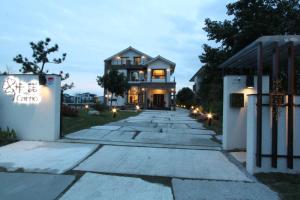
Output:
(2, 76), (41, 104)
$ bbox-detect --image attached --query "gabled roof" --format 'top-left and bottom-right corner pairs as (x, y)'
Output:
(144, 55), (176, 67)
(189, 67), (204, 82)
(104, 46), (153, 61)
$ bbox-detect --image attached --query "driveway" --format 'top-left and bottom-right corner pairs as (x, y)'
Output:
(64, 109), (220, 149)
(0, 109), (280, 200)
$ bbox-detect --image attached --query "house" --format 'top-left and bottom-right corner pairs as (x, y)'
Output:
(103, 46), (176, 110)
(189, 67), (203, 93)
(63, 93), (99, 104)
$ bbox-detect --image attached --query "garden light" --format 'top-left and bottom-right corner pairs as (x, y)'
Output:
(193, 109), (197, 114)
(207, 113), (213, 126)
(136, 105), (140, 111)
(112, 107), (117, 118)
(85, 104), (89, 109)
(191, 106), (194, 109)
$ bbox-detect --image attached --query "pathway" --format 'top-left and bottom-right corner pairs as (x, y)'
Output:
(0, 109), (280, 200)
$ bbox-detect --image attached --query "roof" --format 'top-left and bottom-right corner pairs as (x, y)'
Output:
(189, 67), (204, 82)
(219, 35), (300, 69)
(144, 55), (176, 67)
(104, 46), (153, 61)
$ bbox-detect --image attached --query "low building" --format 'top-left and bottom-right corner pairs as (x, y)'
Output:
(103, 46), (176, 110)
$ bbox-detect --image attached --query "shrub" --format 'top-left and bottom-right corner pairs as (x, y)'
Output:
(62, 105), (79, 117)
(0, 127), (17, 141)
(92, 103), (109, 112)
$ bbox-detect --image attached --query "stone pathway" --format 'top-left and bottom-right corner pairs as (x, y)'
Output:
(0, 109), (280, 200)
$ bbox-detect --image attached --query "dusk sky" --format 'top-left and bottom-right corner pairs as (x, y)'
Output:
(0, 0), (233, 95)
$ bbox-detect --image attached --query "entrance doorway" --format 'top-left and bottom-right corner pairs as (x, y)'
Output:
(153, 94), (164, 108)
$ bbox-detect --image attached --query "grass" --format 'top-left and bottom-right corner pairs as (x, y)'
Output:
(256, 173), (300, 200)
(62, 109), (140, 136)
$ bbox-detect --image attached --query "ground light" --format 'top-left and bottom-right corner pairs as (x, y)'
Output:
(207, 113), (213, 126)
(192, 109), (197, 117)
(112, 107), (117, 118)
(136, 105), (140, 112)
(85, 104), (89, 109)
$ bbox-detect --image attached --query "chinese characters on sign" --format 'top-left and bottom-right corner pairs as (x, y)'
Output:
(2, 76), (41, 104)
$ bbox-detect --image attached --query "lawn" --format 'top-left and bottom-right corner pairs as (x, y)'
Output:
(256, 173), (300, 200)
(62, 110), (140, 136)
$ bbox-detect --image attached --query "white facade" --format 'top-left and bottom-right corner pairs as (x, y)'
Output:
(0, 74), (61, 141)
(222, 75), (269, 150)
(104, 47), (176, 109)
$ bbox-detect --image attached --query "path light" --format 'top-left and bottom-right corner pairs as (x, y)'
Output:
(191, 106), (194, 109)
(112, 107), (117, 118)
(207, 113), (213, 126)
(85, 104), (89, 109)
(192, 109), (197, 117)
(136, 105), (140, 112)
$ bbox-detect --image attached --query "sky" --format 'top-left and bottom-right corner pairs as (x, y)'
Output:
(0, 0), (233, 95)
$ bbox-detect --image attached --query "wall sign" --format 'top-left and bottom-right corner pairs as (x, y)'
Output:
(2, 76), (41, 104)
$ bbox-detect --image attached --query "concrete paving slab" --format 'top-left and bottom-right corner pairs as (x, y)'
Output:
(0, 141), (98, 174)
(90, 125), (121, 130)
(172, 179), (280, 200)
(76, 146), (251, 181)
(119, 126), (161, 132)
(0, 172), (75, 200)
(135, 132), (217, 146)
(60, 173), (173, 200)
(102, 131), (136, 141)
(187, 123), (205, 129)
(231, 151), (247, 163)
(162, 128), (215, 135)
(171, 124), (189, 129)
(65, 129), (110, 140)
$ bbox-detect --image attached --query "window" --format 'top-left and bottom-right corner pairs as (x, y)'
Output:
(128, 87), (139, 104)
(121, 57), (129, 65)
(130, 71), (139, 81)
(152, 69), (166, 79)
(134, 57), (141, 65)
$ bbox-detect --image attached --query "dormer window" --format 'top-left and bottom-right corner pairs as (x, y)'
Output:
(134, 57), (141, 65)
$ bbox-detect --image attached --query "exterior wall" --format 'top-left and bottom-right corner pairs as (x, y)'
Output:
(0, 74), (61, 141)
(222, 75), (269, 150)
(247, 95), (300, 174)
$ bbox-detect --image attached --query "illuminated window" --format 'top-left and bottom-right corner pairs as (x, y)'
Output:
(128, 87), (139, 104)
(152, 69), (165, 79)
(134, 57), (141, 65)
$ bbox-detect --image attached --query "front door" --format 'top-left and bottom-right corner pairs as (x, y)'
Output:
(153, 94), (164, 108)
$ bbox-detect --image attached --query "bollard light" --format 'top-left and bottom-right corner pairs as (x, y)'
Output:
(136, 105), (140, 112)
(207, 113), (213, 126)
(112, 107), (117, 118)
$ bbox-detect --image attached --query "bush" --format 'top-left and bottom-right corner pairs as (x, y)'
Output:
(62, 105), (79, 117)
(92, 103), (109, 112)
(0, 127), (17, 141)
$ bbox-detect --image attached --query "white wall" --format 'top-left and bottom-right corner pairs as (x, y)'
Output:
(0, 74), (61, 141)
(247, 95), (300, 174)
(223, 75), (269, 150)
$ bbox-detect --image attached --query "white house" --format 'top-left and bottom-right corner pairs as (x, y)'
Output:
(103, 47), (176, 110)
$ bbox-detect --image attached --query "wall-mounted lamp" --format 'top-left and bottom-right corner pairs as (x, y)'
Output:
(246, 75), (254, 88)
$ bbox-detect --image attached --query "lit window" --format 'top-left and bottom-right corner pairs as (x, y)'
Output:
(152, 69), (165, 79)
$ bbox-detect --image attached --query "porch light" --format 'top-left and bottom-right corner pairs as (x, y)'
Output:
(246, 75), (254, 88)
(116, 56), (121, 60)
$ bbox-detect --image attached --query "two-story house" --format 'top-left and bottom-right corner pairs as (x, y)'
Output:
(103, 46), (176, 110)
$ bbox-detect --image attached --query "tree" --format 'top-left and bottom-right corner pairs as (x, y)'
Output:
(13, 37), (73, 90)
(176, 87), (194, 108)
(97, 70), (129, 108)
(198, 0), (300, 114)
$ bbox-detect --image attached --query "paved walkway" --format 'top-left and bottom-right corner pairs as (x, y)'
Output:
(0, 109), (280, 200)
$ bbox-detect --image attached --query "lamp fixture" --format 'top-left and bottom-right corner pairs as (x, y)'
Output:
(246, 75), (254, 88)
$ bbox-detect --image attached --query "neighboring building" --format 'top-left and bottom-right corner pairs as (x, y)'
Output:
(104, 46), (176, 110)
(189, 67), (203, 93)
(63, 93), (99, 104)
